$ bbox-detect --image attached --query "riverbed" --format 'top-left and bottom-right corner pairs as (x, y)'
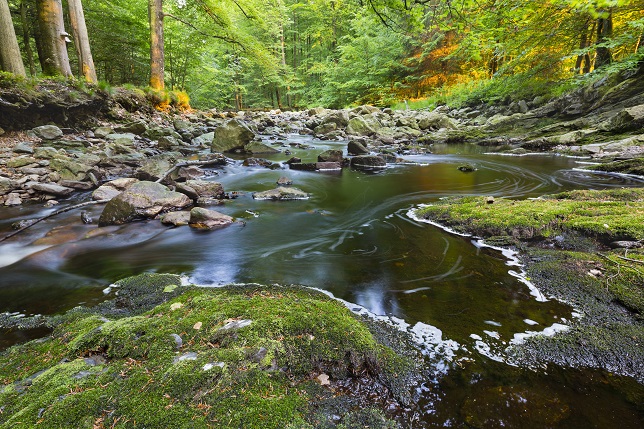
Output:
(1, 136), (643, 427)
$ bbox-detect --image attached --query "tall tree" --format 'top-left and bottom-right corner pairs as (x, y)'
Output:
(67, 0), (96, 83)
(149, 0), (165, 89)
(36, 0), (72, 76)
(0, 0), (27, 76)
(595, 8), (613, 68)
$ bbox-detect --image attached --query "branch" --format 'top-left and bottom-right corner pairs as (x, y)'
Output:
(0, 199), (110, 243)
(163, 13), (244, 47)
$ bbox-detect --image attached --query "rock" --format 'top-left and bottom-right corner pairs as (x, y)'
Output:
(348, 140), (369, 156)
(211, 119), (256, 153)
(518, 100), (529, 113)
(174, 183), (199, 200)
(486, 196), (495, 204)
(59, 180), (94, 190)
(189, 207), (234, 230)
(346, 116), (379, 136)
(191, 132), (214, 147)
(320, 110), (350, 128)
(350, 155), (386, 171)
(92, 178), (139, 201)
(98, 181), (191, 226)
(30, 183), (74, 197)
(176, 166), (204, 180)
(7, 156), (37, 168)
(602, 104), (644, 132)
(285, 156), (302, 164)
(288, 163), (318, 171)
(158, 136), (182, 150)
(136, 154), (180, 182)
(94, 126), (113, 138)
(81, 211), (93, 224)
(457, 163), (476, 172)
(317, 150), (343, 163)
(115, 120), (147, 135)
(49, 156), (92, 181)
(243, 158), (274, 168)
(4, 192), (22, 206)
(417, 112), (457, 130)
(316, 162), (342, 171)
(244, 141), (279, 155)
(13, 142), (34, 154)
(33, 147), (59, 159)
(173, 119), (192, 133)
(32, 125), (63, 140)
(0, 176), (12, 195)
(314, 122), (337, 135)
(253, 186), (309, 200)
(105, 133), (136, 146)
(161, 211), (191, 226)
(277, 176), (292, 186)
(185, 180), (224, 199)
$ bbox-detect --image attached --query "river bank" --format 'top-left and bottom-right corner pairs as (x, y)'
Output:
(414, 189), (644, 382)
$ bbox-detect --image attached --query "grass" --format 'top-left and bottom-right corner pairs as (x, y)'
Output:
(0, 275), (415, 429)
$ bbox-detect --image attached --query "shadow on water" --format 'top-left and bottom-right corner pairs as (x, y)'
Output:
(1, 137), (643, 426)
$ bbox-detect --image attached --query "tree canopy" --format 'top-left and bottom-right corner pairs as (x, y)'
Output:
(1, 0), (643, 108)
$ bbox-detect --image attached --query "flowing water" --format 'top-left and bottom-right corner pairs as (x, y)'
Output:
(1, 136), (643, 427)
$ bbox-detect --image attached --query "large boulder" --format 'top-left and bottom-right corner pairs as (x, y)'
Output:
(98, 181), (191, 226)
(253, 187), (309, 200)
(348, 140), (370, 155)
(211, 119), (256, 153)
(189, 207), (234, 230)
(184, 180), (224, 199)
(136, 154), (181, 181)
(416, 112), (458, 130)
(346, 115), (381, 136)
(0, 176), (13, 195)
(244, 141), (279, 155)
(350, 155), (386, 171)
(32, 125), (63, 140)
(317, 150), (343, 163)
(92, 178), (139, 201)
(320, 110), (350, 128)
(49, 156), (93, 181)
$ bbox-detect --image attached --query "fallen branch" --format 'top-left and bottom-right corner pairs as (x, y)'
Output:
(597, 252), (644, 277)
(0, 199), (110, 243)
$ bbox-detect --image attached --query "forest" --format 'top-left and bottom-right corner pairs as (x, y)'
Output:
(1, 0), (643, 109)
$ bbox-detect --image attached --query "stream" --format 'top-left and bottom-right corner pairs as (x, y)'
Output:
(1, 136), (643, 427)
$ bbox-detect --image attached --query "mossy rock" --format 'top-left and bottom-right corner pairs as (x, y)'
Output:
(0, 275), (419, 428)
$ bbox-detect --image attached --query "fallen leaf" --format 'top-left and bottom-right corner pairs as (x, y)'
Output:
(170, 303), (183, 311)
(317, 373), (330, 386)
(193, 321), (203, 330)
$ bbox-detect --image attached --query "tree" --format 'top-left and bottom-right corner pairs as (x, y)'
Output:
(595, 8), (614, 67)
(36, 0), (72, 77)
(67, 0), (97, 83)
(149, 0), (165, 89)
(0, 0), (26, 76)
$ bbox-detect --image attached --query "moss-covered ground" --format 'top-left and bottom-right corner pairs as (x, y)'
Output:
(586, 158), (644, 177)
(416, 188), (644, 242)
(415, 188), (644, 381)
(0, 275), (419, 428)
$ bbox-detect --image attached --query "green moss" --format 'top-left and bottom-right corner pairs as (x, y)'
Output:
(0, 281), (413, 428)
(416, 188), (644, 241)
(587, 158), (644, 177)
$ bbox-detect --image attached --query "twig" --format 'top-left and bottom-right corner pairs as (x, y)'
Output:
(615, 255), (644, 265)
(0, 199), (109, 243)
(597, 252), (644, 277)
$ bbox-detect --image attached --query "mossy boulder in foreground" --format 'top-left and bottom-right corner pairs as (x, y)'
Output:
(0, 274), (419, 429)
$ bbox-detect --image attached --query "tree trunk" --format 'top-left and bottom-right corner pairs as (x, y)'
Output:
(595, 10), (613, 69)
(148, 0), (164, 90)
(20, 1), (35, 76)
(35, 0), (72, 77)
(67, 0), (96, 83)
(0, 0), (27, 76)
